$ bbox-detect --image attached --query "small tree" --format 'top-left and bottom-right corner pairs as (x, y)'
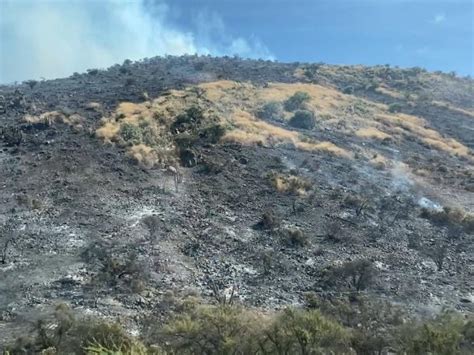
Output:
(328, 259), (377, 291)
(388, 102), (403, 113)
(284, 91), (311, 111)
(288, 110), (315, 130)
(429, 243), (448, 271)
(257, 101), (283, 121)
(1, 218), (17, 264)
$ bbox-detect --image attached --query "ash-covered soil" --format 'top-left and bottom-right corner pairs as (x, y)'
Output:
(0, 56), (473, 345)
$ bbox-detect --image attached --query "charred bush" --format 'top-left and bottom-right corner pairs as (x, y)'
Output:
(254, 210), (280, 231)
(1, 126), (23, 146)
(281, 227), (308, 247)
(324, 259), (377, 291)
(421, 206), (474, 233)
(199, 123), (226, 144)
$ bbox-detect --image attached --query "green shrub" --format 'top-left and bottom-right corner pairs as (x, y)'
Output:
(388, 102), (403, 113)
(288, 110), (315, 130)
(120, 123), (142, 145)
(262, 308), (350, 354)
(342, 85), (354, 94)
(160, 305), (261, 354)
(398, 312), (472, 355)
(284, 91), (311, 111)
(256, 101), (283, 120)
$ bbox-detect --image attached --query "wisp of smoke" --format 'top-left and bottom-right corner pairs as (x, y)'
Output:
(0, 0), (273, 83)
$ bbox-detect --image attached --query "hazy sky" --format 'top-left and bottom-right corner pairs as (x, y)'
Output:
(1, 0), (473, 83)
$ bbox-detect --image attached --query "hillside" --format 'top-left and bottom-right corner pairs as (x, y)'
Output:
(0, 56), (473, 352)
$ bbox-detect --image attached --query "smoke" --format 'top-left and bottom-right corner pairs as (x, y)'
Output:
(0, 0), (273, 83)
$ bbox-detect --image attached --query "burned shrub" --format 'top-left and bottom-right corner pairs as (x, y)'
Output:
(388, 102), (403, 113)
(95, 252), (148, 292)
(428, 243), (448, 271)
(324, 259), (377, 291)
(142, 215), (161, 235)
(268, 171), (312, 196)
(325, 222), (344, 243)
(179, 148), (199, 167)
(25, 80), (38, 90)
(124, 77), (135, 87)
(1, 126), (23, 146)
(281, 227), (308, 247)
(199, 123), (226, 144)
(421, 206), (474, 233)
(82, 244), (148, 293)
(255, 210), (280, 231)
(1, 218), (17, 264)
(288, 110), (315, 130)
(284, 91), (311, 111)
(343, 193), (370, 217)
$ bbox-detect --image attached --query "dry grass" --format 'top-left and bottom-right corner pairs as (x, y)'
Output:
(374, 86), (404, 99)
(95, 93), (192, 167)
(85, 102), (102, 111)
(269, 172), (312, 196)
(96, 79), (471, 168)
(432, 100), (474, 118)
(370, 154), (390, 170)
(295, 141), (353, 158)
(127, 144), (176, 168)
(220, 110), (351, 157)
(23, 111), (84, 129)
(376, 113), (471, 158)
(355, 127), (391, 140)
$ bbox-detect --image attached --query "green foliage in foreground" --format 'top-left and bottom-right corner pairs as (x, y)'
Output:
(4, 301), (473, 355)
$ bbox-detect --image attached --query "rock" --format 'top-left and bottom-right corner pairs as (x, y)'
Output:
(239, 157), (248, 165)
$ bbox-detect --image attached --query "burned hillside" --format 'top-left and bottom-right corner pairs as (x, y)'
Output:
(0, 56), (473, 351)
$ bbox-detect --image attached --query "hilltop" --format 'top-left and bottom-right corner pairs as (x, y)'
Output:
(0, 56), (473, 352)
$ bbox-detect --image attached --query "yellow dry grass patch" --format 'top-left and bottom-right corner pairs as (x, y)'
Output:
(375, 113), (471, 158)
(23, 111), (84, 128)
(221, 110), (351, 157)
(259, 83), (347, 114)
(269, 173), (312, 196)
(375, 86), (404, 99)
(370, 154), (390, 170)
(95, 121), (121, 142)
(295, 141), (352, 158)
(228, 110), (298, 142)
(356, 127), (391, 140)
(432, 100), (474, 118)
(96, 93), (193, 167)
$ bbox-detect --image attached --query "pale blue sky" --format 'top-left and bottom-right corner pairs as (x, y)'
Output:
(0, 0), (473, 83)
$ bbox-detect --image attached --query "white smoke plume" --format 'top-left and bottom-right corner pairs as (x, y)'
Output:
(0, 0), (273, 83)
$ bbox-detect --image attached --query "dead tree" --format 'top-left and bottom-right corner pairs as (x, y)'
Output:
(209, 281), (238, 306)
(1, 219), (17, 264)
